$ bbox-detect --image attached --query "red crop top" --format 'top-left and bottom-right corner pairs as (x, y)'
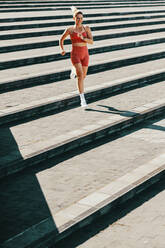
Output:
(70, 31), (87, 44)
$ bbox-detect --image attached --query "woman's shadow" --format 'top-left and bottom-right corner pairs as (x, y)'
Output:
(85, 104), (138, 117)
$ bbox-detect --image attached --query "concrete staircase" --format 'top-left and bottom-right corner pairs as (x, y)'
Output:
(0, 1), (165, 247)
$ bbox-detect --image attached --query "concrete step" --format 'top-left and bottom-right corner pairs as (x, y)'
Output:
(0, 3), (164, 14)
(0, 42), (165, 91)
(1, 1), (164, 6)
(0, 80), (164, 178)
(0, 6), (164, 19)
(1, 18), (165, 39)
(1, 9), (165, 23)
(50, 154), (165, 247)
(0, 64), (165, 126)
(0, 2), (164, 8)
(62, 176), (165, 248)
(1, 13), (165, 31)
(0, 15), (123, 27)
(1, 24), (165, 54)
(2, 2), (145, 9)
(1, 32), (165, 70)
(1, 115), (164, 247)
(1, 12), (165, 25)
(0, 3), (119, 8)
(0, 7), (163, 16)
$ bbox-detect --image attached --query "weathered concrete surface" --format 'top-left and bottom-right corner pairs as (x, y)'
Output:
(0, 3), (165, 248)
(1, 116), (164, 247)
(55, 175), (165, 248)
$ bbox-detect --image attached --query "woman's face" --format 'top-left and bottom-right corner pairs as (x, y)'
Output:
(74, 13), (83, 25)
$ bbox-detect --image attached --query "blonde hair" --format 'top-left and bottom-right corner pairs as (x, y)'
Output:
(71, 6), (83, 18)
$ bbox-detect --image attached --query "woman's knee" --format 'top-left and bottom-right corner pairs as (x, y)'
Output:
(82, 67), (88, 79)
(83, 73), (87, 79)
(77, 71), (84, 80)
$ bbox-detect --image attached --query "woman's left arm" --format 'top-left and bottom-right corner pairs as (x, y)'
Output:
(83, 26), (94, 44)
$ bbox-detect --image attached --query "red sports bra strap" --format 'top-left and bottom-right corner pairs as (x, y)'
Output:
(82, 25), (87, 34)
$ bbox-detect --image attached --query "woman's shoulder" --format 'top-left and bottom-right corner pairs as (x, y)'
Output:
(84, 25), (90, 30)
(83, 25), (91, 32)
(66, 26), (75, 34)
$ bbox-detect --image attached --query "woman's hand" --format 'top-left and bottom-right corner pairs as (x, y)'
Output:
(61, 49), (66, 56)
(78, 33), (84, 41)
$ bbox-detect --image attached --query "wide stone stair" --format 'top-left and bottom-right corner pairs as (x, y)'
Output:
(0, 1), (165, 247)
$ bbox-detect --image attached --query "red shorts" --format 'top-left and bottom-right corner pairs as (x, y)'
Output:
(71, 46), (89, 66)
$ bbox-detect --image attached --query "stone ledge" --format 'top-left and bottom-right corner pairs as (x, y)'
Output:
(0, 98), (164, 179)
(53, 154), (165, 243)
(0, 68), (165, 125)
(1, 26), (165, 54)
(2, 154), (164, 248)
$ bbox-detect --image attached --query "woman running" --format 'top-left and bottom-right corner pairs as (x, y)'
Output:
(59, 6), (93, 107)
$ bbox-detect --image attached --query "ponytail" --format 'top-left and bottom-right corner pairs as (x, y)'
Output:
(71, 6), (83, 18)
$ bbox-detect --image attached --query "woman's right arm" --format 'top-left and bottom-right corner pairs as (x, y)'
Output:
(59, 28), (70, 55)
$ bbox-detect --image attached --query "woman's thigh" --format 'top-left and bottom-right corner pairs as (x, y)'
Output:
(74, 63), (84, 78)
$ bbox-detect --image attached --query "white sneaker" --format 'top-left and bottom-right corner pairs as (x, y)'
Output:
(81, 98), (88, 107)
(70, 66), (76, 79)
